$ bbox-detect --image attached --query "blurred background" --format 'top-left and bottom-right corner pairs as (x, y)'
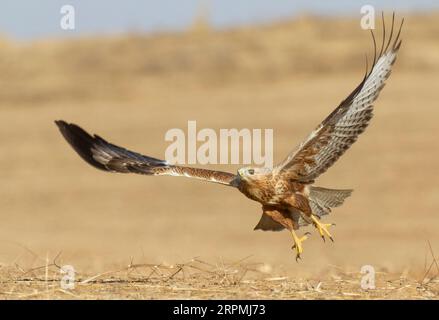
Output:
(1, 0), (438, 276)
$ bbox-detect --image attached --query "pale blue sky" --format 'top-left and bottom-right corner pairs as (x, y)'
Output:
(0, 0), (438, 40)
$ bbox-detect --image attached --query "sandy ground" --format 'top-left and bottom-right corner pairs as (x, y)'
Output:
(1, 257), (438, 299)
(0, 13), (439, 299)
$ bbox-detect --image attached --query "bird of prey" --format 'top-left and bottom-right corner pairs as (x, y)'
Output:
(55, 15), (403, 260)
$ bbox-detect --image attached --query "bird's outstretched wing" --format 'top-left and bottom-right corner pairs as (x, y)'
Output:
(275, 14), (403, 183)
(55, 120), (238, 187)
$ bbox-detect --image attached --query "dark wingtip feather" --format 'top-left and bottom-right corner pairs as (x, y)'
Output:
(393, 17), (404, 51)
(55, 120), (108, 171)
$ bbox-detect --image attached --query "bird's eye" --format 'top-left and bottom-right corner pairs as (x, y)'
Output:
(248, 169), (255, 175)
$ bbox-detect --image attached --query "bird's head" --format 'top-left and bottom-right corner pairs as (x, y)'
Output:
(237, 166), (265, 182)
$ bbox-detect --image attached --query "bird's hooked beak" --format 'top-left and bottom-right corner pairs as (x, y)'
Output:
(237, 168), (248, 180)
(230, 174), (242, 187)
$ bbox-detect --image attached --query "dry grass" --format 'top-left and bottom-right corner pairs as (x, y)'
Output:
(1, 13), (439, 299)
(1, 249), (439, 299)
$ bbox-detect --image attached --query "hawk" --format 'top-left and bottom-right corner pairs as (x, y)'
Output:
(55, 15), (403, 260)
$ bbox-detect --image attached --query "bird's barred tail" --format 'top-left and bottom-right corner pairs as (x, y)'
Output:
(309, 186), (353, 218)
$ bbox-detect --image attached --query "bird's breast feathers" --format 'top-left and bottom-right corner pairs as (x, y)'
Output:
(238, 176), (305, 205)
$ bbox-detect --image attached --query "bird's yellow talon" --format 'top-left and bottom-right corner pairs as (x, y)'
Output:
(311, 216), (335, 242)
(291, 231), (309, 261)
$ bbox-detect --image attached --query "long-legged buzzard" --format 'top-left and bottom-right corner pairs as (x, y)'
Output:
(55, 15), (403, 260)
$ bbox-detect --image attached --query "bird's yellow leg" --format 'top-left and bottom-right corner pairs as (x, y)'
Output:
(291, 230), (309, 261)
(311, 215), (335, 242)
